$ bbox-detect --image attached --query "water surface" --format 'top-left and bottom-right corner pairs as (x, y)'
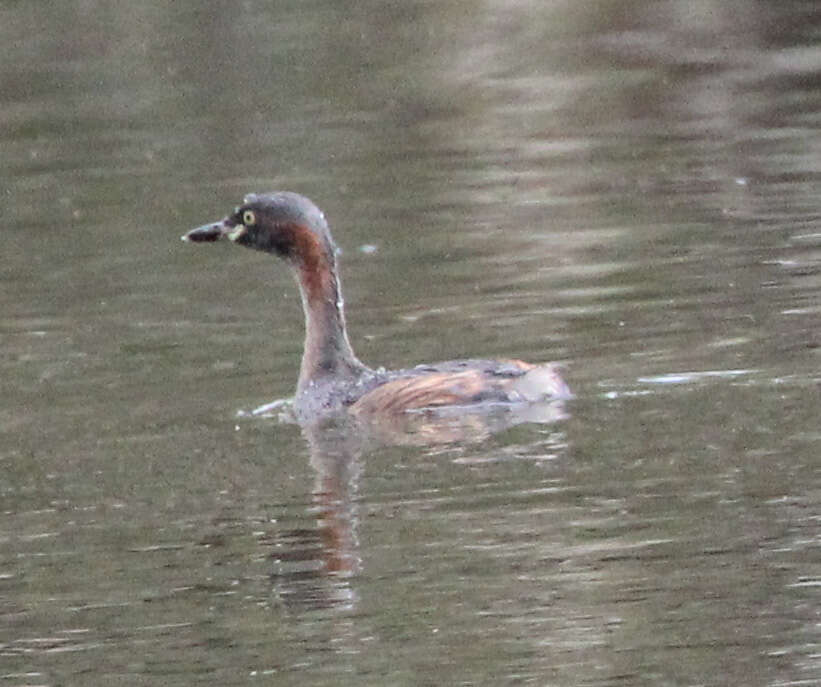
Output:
(2, 1), (820, 685)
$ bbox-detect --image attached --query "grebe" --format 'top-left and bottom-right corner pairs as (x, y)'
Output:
(183, 192), (570, 418)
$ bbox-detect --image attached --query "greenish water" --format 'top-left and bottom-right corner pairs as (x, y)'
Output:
(2, 2), (819, 685)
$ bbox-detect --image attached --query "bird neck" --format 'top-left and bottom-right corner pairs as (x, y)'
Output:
(292, 252), (368, 393)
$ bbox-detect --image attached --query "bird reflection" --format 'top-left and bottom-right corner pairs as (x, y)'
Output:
(263, 399), (568, 615)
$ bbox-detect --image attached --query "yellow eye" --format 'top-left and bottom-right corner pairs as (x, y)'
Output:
(242, 210), (256, 226)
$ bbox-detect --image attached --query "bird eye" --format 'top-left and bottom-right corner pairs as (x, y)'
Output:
(242, 210), (256, 226)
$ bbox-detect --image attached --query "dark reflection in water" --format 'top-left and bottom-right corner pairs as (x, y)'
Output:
(266, 419), (364, 614)
(262, 398), (569, 615)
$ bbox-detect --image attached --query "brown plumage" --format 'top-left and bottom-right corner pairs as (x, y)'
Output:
(183, 192), (570, 419)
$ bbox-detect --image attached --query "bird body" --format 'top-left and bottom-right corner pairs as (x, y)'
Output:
(183, 192), (569, 419)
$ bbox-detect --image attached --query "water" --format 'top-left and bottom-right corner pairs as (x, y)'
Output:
(2, 1), (820, 685)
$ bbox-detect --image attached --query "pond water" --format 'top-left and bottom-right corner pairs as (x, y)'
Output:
(2, 1), (820, 685)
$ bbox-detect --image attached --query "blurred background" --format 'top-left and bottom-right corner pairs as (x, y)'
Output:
(2, 1), (820, 685)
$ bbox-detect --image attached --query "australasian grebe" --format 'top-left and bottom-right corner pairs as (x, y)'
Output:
(183, 192), (570, 417)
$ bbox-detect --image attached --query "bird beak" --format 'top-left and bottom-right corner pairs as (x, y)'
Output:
(182, 218), (245, 243)
(181, 220), (231, 243)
